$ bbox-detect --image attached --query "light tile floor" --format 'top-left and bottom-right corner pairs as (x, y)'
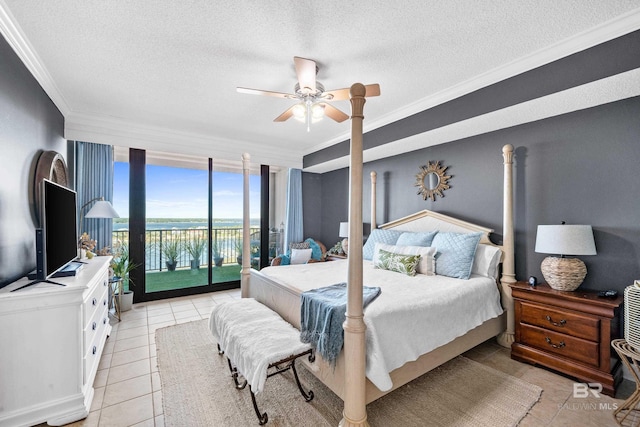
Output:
(47, 289), (637, 427)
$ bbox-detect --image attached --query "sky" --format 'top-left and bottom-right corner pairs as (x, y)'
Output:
(113, 162), (262, 219)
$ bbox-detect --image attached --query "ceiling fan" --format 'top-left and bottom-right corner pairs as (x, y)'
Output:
(237, 56), (380, 132)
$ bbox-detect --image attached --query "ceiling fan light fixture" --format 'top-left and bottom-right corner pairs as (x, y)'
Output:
(238, 57), (377, 130)
(292, 103), (306, 120)
(311, 103), (325, 119)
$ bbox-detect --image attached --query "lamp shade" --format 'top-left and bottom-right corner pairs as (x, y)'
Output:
(535, 225), (596, 256)
(339, 222), (349, 238)
(85, 200), (120, 219)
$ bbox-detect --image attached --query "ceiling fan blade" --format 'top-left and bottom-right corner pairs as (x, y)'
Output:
(321, 103), (349, 123)
(294, 56), (317, 93)
(237, 87), (294, 99)
(364, 83), (381, 97)
(273, 105), (296, 122)
(324, 83), (381, 100)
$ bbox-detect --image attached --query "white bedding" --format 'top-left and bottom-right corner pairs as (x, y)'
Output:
(259, 259), (504, 391)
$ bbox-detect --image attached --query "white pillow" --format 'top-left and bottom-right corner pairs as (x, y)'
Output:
(373, 243), (436, 275)
(290, 248), (312, 264)
(471, 244), (502, 279)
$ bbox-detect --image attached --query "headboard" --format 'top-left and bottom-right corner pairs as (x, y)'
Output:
(380, 209), (495, 246)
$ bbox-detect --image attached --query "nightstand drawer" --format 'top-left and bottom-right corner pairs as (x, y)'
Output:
(520, 324), (599, 366)
(520, 301), (600, 341)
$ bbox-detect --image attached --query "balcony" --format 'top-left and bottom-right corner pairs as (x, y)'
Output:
(112, 227), (277, 292)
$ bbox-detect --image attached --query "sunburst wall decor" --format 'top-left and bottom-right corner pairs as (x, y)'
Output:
(414, 161), (451, 201)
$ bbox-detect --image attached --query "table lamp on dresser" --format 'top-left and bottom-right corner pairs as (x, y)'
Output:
(534, 222), (597, 291)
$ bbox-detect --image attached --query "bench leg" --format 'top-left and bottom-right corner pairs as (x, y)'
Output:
(226, 357), (248, 390)
(249, 385), (269, 425)
(291, 360), (314, 402)
(218, 346), (248, 390)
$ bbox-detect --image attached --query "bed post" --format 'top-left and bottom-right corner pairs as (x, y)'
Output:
(341, 83), (370, 427)
(497, 144), (515, 348)
(370, 171), (377, 230)
(241, 152), (251, 298)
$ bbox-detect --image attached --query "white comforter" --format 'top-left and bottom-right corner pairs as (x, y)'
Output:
(259, 259), (503, 391)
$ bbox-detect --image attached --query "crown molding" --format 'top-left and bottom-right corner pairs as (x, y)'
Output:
(304, 8), (640, 156)
(0, 0), (71, 115)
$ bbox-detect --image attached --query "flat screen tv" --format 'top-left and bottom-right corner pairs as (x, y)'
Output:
(40, 179), (78, 279)
(12, 179), (79, 291)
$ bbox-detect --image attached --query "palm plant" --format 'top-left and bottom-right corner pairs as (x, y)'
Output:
(187, 234), (207, 269)
(162, 239), (181, 271)
(234, 238), (243, 265)
(212, 239), (224, 267)
(111, 242), (138, 290)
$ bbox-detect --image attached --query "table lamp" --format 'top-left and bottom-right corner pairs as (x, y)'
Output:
(339, 222), (349, 254)
(79, 197), (120, 255)
(535, 223), (596, 291)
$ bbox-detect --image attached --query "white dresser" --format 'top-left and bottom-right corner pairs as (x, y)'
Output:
(0, 257), (112, 427)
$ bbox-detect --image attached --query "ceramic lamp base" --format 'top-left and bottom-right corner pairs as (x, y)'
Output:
(342, 238), (349, 255)
(541, 256), (587, 291)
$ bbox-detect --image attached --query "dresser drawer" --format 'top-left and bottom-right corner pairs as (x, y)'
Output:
(83, 315), (107, 385)
(520, 323), (599, 366)
(520, 301), (600, 341)
(83, 292), (109, 356)
(83, 276), (109, 327)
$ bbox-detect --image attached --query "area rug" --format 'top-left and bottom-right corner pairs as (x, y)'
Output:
(156, 320), (541, 427)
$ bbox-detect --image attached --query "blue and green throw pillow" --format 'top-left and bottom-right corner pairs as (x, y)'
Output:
(373, 248), (421, 277)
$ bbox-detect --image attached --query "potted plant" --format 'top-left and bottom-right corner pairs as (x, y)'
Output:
(235, 238), (243, 265)
(187, 235), (206, 269)
(110, 242), (138, 312)
(162, 239), (180, 271)
(212, 239), (224, 267)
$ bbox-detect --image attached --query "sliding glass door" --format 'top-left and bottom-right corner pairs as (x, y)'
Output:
(145, 162), (210, 293)
(113, 148), (264, 302)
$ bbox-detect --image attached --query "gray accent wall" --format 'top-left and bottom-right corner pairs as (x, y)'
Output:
(307, 97), (640, 293)
(0, 35), (68, 287)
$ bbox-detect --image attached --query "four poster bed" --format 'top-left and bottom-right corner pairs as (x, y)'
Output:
(240, 84), (516, 426)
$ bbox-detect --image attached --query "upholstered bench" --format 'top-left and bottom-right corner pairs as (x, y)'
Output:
(209, 298), (315, 425)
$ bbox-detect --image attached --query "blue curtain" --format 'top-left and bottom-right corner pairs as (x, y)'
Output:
(76, 141), (115, 253)
(284, 168), (303, 250)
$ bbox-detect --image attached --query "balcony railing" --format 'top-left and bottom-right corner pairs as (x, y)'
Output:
(112, 227), (270, 272)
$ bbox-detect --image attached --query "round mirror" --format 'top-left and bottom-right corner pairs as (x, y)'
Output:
(425, 172), (440, 190)
(414, 161), (451, 201)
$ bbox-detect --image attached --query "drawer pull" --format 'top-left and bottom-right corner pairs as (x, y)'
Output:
(103, 318), (107, 325)
(545, 315), (566, 327)
(545, 337), (565, 349)
(92, 298), (98, 306)
(92, 346), (97, 355)
(92, 322), (97, 331)
(103, 299), (107, 306)
(103, 280), (107, 287)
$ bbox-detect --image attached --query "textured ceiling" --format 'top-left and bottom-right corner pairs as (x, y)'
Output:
(1, 1), (639, 169)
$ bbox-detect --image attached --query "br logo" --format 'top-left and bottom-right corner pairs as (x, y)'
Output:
(573, 383), (602, 398)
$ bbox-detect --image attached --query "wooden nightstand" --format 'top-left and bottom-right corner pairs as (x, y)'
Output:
(510, 282), (623, 396)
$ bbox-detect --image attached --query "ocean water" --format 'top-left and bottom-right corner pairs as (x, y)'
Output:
(113, 218), (260, 231)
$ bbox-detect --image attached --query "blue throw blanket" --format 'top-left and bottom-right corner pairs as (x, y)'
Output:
(300, 283), (381, 366)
